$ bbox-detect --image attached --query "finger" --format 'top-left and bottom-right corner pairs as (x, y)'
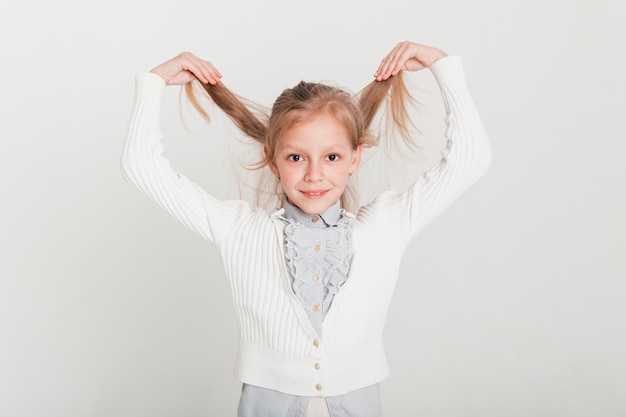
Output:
(387, 43), (411, 76)
(190, 58), (221, 85)
(376, 42), (409, 81)
(375, 53), (396, 80)
(187, 59), (222, 85)
(374, 43), (397, 78)
(375, 43), (403, 80)
(176, 52), (217, 84)
(202, 61), (222, 85)
(182, 61), (210, 84)
(207, 61), (222, 78)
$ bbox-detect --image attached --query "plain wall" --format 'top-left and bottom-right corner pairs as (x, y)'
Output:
(1, 0), (624, 416)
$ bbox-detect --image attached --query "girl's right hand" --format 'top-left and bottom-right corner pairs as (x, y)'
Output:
(150, 52), (222, 86)
(374, 41), (447, 81)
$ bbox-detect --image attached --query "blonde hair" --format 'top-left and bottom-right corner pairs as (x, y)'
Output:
(184, 71), (417, 211)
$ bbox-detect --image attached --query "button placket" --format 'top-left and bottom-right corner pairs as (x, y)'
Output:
(311, 346), (325, 393)
(310, 229), (325, 326)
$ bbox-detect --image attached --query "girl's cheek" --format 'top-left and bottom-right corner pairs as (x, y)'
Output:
(279, 170), (297, 184)
(282, 165), (301, 178)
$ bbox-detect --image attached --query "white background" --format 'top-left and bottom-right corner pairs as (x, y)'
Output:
(1, 0), (624, 416)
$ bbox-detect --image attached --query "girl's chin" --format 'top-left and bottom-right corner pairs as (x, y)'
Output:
(289, 197), (336, 214)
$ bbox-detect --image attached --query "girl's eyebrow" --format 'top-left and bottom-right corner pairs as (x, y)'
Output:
(279, 143), (350, 154)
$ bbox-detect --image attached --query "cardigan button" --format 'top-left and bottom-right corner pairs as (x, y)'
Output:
(313, 339), (320, 347)
(314, 243), (321, 251)
(313, 304), (320, 312)
(315, 384), (323, 391)
(313, 274), (320, 282)
(314, 362), (321, 370)
(312, 216), (320, 223)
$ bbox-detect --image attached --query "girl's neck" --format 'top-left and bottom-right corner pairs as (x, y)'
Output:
(283, 199), (342, 225)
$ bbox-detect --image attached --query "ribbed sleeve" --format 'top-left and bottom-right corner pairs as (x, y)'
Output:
(358, 55), (492, 242)
(120, 72), (252, 245)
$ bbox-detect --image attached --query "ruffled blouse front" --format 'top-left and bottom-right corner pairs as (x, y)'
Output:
(280, 199), (353, 337)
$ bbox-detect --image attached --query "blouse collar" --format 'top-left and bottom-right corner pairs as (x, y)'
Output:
(282, 199), (343, 227)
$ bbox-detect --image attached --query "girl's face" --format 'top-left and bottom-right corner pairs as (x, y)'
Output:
(269, 111), (362, 214)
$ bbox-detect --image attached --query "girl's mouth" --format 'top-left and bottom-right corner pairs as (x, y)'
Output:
(301, 190), (328, 199)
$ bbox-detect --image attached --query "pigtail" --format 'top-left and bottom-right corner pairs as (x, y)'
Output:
(184, 80), (269, 145)
(357, 71), (419, 153)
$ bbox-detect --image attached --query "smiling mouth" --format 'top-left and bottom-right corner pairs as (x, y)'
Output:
(301, 190), (328, 199)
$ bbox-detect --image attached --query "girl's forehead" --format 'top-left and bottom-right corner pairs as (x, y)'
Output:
(288, 112), (348, 133)
(269, 107), (357, 154)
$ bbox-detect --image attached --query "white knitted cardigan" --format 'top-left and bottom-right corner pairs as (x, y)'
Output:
(121, 56), (492, 397)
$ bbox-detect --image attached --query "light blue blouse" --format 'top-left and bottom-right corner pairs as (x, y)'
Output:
(237, 200), (383, 417)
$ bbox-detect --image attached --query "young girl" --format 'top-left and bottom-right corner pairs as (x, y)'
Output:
(121, 41), (491, 417)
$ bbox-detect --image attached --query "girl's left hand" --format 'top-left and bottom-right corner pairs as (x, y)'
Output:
(150, 52), (222, 86)
(374, 41), (448, 81)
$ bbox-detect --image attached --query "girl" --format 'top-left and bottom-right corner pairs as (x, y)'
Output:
(121, 41), (491, 417)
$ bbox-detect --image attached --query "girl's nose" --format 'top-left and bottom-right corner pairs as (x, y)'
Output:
(304, 162), (323, 182)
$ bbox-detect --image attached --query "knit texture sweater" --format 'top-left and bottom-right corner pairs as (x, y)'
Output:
(121, 56), (492, 397)
(239, 200), (381, 417)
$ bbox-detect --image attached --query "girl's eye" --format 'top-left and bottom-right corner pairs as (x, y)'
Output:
(327, 154), (340, 162)
(288, 154), (301, 162)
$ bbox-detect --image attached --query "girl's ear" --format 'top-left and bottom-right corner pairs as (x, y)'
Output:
(269, 161), (279, 178)
(350, 144), (363, 174)
(265, 146), (280, 178)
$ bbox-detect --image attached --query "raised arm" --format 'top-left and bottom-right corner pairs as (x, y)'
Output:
(365, 42), (492, 240)
(121, 53), (248, 245)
